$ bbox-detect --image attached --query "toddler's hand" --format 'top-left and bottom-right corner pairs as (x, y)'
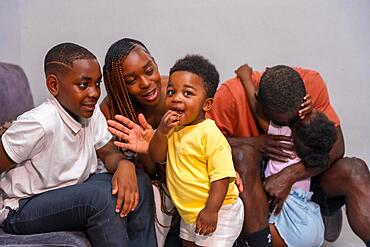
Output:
(195, 207), (218, 236)
(157, 110), (180, 136)
(298, 94), (312, 119)
(235, 64), (253, 83)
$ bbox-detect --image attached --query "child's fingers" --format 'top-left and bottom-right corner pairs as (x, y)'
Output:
(120, 189), (132, 217)
(115, 189), (125, 215)
(131, 192), (140, 212)
(111, 177), (118, 196)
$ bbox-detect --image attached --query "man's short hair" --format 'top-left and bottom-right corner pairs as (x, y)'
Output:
(258, 65), (306, 113)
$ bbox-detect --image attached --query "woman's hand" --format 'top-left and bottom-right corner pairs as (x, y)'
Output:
(107, 113), (154, 154)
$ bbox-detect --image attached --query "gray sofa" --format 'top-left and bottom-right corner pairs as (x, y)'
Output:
(0, 62), (91, 247)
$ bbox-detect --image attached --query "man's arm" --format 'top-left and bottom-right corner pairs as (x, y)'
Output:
(264, 126), (345, 213)
(195, 178), (229, 235)
(97, 140), (139, 217)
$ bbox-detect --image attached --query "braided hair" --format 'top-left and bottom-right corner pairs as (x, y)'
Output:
(103, 38), (151, 124)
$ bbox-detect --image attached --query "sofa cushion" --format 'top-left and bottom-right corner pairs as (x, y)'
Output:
(0, 62), (34, 124)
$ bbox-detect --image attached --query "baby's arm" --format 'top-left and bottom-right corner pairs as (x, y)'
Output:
(235, 64), (269, 132)
(148, 110), (179, 163)
(195, 178), (229, 235)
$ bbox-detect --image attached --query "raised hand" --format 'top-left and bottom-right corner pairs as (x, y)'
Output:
(298, 94), (312, 119)
(235, 64), (253, 83)
(107, 113), (154, 154)
(157, 110), (180, 136)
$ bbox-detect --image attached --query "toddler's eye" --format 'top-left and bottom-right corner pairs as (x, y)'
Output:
(184, 91), (193, 96)
(167, 89), (175, 95)
(96, 80), (101, 87)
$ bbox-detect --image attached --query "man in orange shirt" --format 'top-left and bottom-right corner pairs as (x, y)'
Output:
(207, 65), (370, 247)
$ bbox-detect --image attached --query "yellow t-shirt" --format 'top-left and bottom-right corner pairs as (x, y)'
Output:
(166, 119), (239, 224)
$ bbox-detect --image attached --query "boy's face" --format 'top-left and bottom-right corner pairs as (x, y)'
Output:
(165, 71), (212, 126)
(54, 59), (102, 119)
(121, 47), (161, 107)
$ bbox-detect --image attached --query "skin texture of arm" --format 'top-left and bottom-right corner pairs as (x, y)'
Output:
(96, 140), (139, 217)
(236, 64), (269, 132)
(195, 178), (229, 235)
(264, 126), (345, 213)
(0, 141), (15, 173)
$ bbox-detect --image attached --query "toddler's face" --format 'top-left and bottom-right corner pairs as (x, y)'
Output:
(56, 59), (102, 120)
(165, 71), (210, 126)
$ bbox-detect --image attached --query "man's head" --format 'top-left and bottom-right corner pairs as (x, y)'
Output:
(292, 110), (337, 168)
(166, 54), (219, 126)
(257, 65), (306, 125)
(45, 43), (101, 120)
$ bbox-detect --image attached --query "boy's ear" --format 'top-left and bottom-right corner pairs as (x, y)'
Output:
(203, 98), (214, 112)
(46, 74), (60, 96)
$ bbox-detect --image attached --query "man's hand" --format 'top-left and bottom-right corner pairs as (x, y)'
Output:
(264, 167), (295, 215)
(247, 135), (295, 162)
(195, 207), (218, 235)
(107, 113), (154, 154)
(111, 161), (139, 217)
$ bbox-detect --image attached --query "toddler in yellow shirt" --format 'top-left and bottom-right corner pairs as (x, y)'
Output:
(148, 55), (243, 247)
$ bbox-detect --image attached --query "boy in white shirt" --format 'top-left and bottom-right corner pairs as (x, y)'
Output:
(0, 43), (156, 247)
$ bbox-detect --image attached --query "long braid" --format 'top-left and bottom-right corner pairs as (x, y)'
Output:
(104, 38), (177, 221)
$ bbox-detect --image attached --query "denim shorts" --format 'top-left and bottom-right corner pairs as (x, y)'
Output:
(269, 188), (324, 247)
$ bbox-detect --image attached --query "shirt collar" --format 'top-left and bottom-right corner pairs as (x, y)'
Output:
(48, 97), (84, 134)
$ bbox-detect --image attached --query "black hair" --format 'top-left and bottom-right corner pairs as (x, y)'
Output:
(292, 111), (337, 168)
(44, 42), (96, 75)
(258, 65), (306, 113)
(169, 54), (219, 98)
(103, 38), (151, 124)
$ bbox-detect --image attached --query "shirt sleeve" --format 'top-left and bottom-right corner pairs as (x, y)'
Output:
(2, 115), (45, 164)
(305, 71), (340, 126)
(206, 84), (238, 136)
(205, 128), (236, 183)
(92, 107), (113, 150)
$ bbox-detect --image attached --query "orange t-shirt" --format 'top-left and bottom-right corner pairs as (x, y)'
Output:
(207, 67), (340, 137)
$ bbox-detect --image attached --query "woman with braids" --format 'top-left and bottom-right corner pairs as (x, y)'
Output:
(100, 38), (179, 247)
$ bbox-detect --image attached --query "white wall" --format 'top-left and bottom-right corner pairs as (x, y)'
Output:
(1, 0), (369, 163)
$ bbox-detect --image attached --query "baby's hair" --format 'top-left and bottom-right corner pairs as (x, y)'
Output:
(169, 55), (219, 98)
(258, 65), (306, 114)
(292, 111), (337, 168)
(44, 42), (96, 76)
(103, 38), (151, 124)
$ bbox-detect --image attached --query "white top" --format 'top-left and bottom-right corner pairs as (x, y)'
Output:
(0, 97), (112, 223)
(265, 122), (311, 191)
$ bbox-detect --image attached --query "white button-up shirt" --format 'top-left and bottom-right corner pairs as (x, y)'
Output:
(0, 97), (112, 222)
